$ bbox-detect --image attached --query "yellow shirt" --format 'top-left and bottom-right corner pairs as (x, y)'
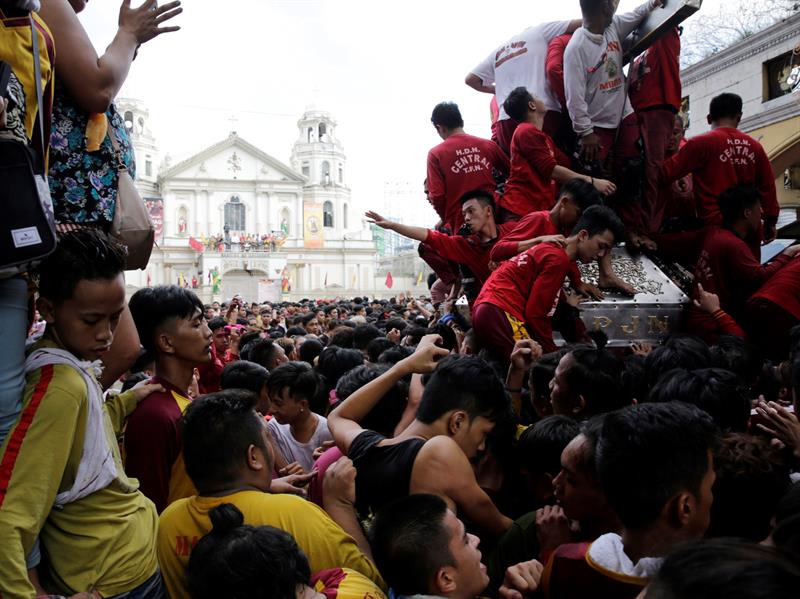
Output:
(157, 490), (385, 599)
(0, 340), (158, 598)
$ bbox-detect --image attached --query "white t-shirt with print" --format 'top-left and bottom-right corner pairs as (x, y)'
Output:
(471, 21), (571, 119)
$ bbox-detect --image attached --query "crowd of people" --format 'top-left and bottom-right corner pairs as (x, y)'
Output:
(1, 0), (800, 598)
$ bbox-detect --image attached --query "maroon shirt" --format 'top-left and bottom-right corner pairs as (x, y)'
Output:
(426, 133), (509, 230)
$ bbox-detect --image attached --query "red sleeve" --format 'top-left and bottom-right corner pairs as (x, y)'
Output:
(490, 238), (524, 263)
(727, 240), (791, 289)
(755, 145), (779, 223)
(426, 149), (447, 221)
(424, 229), (472, 263)
(660, 136), (707, 184)
(554, 144), (571, 168)
(524, 251), (569, 353)
(123, 399), (181, 513)
(520, 130), (558, 181)
(711, 309), (746, 338)
(546, 35), (569, 108)
(490, 214), (550, 262)
(488, 141), (510, 177)
(567, 262), (582, 287)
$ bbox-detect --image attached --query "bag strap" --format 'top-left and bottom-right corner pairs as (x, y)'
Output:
(29, 14), (46, 176)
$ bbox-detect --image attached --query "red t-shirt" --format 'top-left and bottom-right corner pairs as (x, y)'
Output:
(124, 376), (194, 513)
(629, 27), (682, 112)
(660, 127), (779, 226)
(424, 222), (516, 285)
(499, 123), (569, 218)
(426, 133), (509, 230)
(750, 255), (800, 320)
(545, 33), (572, 110)
(474, 243), (570, 352)
(693, 227), (791, 317)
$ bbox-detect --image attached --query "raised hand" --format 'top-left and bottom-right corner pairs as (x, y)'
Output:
(119, 0), (183, 45)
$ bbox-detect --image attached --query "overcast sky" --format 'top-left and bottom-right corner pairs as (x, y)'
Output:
(78, 0), (721, 226)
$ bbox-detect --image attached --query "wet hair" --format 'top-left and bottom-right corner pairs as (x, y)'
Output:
(559, 178), (603, 211)
(416, 355), (508, 424)
(647, 368), (751, 432)
(719, 184), (760, 227)
(570, 205), (625, 243)
(431, 101), (464, 130)
(316, 346), (364, 399)
(187, 504), (311, 599)
(645, 539), (800, 599)
(334, 364), (408, 437)
(644, 335), (711, 389)
(220, 360), (270, 396)
(208, 316), (227, 332)
(575, 414), (606, 477)
(181, 390), (266, 494)
(709, 433), (790, 541)
(563, 331), (629, 416)
(366, 337), (395, 363)
(369, 494), (455, 596)
(519, 416), (580, 476)
(709, 335), (762, 385)
(596, 402), (718, 530)
(353, 324), (382, 351)
(36, 229), (127, 302)
(298, 338), (324, 365)
(129, 285), (205, 355)
(502, 86), (534, 121)
(708, 92), (743, 121)
(266, 361), (323, 414)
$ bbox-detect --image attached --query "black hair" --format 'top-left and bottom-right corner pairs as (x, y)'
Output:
(426, 323), (458, 353)
(576, 414), (606, 477)
(129, 285), (205, 355)
(503, 86), (533, 122)
(647, 368), (751, 432)
(300, 312), (318, 327)
(238, 331), (264, 361)
(402, 326), (428, 347)
(644, 335), (711, 389)
(208, 316), (227, 332)
(519, 416), (580, 476)
(708, 92), (743, 121)
(36, 229), (127, 302)
(708, 433), (790, 541)
(645, 539), (800, 599)
(596, 402), (718, 530)
(384, 317), (408, 333)
(334, 364), (408, 437)
(773, 482), (800, 556)
(120, 372), (148, 393)
(378, 345), (414, 365)
(285, 326), (306, 337)
(329, 327), (355, 348)
(709, 335), (762, 385)
(570, 204), (625, 243)
(220, 360), (270, 396)
(181, 390), (266, 494)
(266, 361), (323, 414)
(246, 339), (284, 371)
(719, 184), (760, 228)
(366, 337), (395, 363)
(298, 338), (324, 365)
(353, 324), (382, 351)
(563, 331), (629, 417)
(416, 355), (508, 424)
(369, 494), (455, 596)
(579, 0), (611, 16)
(430, 101), (463, 130)
(316, 346), (364, 397)
(459, 188), (496, 213)
(187, 504), (311, 599)
(559, 178), (603, 211)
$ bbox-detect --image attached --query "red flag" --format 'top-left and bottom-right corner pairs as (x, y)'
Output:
(385, 271), (393, 289)
(189, 236), (204, 252)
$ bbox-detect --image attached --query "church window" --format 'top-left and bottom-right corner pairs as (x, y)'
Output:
(343, 203), (348, 228)
(145, 159), (152, 177)
(307, 127), (314, 143)
(338, 164), (343, 183)
(302, 162), (310, 177)
(225, 195), (246, 231)
(323, 201), (334, 228)
(321, 161), (331, 185)
(319, 123), (327, 140)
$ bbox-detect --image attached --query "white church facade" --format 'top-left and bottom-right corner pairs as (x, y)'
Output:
(119, 100), (386, 302)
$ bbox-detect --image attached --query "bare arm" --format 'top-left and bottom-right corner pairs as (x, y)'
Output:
(322, 457), (373, 560)
(465, 72), (495, 95)
(365, 211), (430, 243)
(39, 0), (182, 113)
(551, 165), (616, 196)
